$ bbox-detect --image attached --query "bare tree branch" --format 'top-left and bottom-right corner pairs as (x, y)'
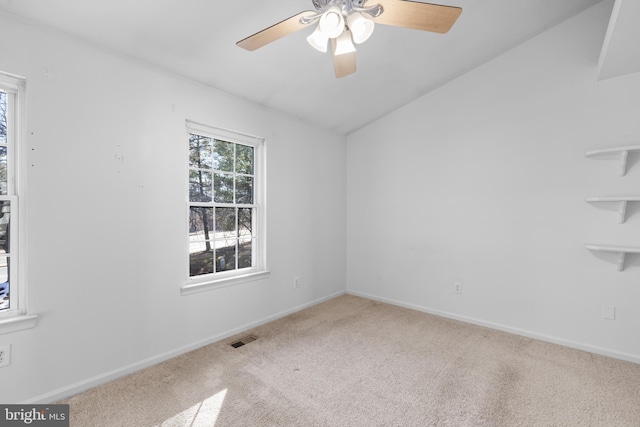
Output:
(0, 92), (7, 143)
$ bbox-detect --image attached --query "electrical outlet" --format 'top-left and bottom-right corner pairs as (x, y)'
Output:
(0, 344), (11, 368)
(454, 281), (462, 294)
(602, 306), (615, 320)
(293, 276), (300, 289)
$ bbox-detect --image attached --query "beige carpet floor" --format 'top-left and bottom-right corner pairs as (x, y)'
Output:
(61, 295), (640, 426)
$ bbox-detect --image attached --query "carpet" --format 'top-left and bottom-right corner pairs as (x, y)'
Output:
(61, 294), (640, 426)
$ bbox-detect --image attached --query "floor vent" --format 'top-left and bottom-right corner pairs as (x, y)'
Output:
(230, 335), (257, 348)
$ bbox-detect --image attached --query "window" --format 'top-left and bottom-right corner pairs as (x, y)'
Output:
(0, 71), (35, 334)
(182, 121), (267, 295)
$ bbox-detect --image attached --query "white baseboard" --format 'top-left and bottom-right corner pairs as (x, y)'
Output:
(23, 290), (346, 404)
(347, 290), (640, 365)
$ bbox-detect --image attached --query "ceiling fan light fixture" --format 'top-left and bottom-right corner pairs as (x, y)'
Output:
(319, 6), (345, 38)
(347, 12), (374, 44)
(333, 30), (356, 56)
(307, 27), (329, 52)
(236, 0), (463, 78)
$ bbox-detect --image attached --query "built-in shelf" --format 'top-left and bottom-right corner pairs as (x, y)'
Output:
(585, 145), (640, 176)
(585, 244), (640, 271)
(585, 196), (640, 223)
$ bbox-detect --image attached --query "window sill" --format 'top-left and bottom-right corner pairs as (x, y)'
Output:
(181, 270), (270, 296)
(0, 314), (38, 335)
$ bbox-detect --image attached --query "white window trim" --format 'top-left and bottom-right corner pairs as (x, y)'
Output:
(181, 120), (269, 295)
(181, 270), (270, 296)
(0, 71), (37, 335)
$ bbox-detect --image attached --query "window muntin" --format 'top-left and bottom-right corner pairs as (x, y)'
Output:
(186, 121), (265, 285)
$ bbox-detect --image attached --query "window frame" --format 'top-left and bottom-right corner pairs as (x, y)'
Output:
(181, 120), (268, 296)
(0, 71), (37, 334)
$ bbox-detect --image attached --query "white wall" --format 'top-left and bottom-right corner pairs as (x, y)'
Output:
(347, 1), (640, 362)
(0, 11), (346, 403)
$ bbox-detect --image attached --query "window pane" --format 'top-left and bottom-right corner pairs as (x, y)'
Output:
(0, 91), (6, 144)
(213, 140), (234, 172)
(238, 208), (252, 238)
(236, 144), (254, 175)
(189, 135), (212, 169)
(238, 236), (253, 269)
(215, 207), (236, 238)
(214, 172), (234, 203)
(0, 146), (6, 195)
(189, 207), (213, 242)
(187, 124), (262, 279)
(236, 176), (253, 204)
(189, 244), (213, 276)
(215, 239), (236, 272)
(0, 257), (8, 311)
(0, 200), (9, 254)
(189, 170), (212, 202)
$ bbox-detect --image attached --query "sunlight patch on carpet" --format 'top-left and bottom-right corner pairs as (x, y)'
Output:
(160, 388), (227, 427)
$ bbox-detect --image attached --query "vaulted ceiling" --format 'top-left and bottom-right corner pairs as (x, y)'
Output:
(1, 0), (626, 134)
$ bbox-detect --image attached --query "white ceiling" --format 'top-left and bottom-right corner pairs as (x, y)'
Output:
(0, 0), (607, 134)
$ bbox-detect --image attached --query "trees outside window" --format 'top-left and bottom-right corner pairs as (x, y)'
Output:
(186, 121), (265, 287)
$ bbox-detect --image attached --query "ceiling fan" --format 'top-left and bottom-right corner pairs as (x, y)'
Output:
(237, 0), (462, 78)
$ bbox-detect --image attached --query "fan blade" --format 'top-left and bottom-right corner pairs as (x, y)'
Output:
(331, 39), (356, 78)
(372, 1), (462, 33)
(237, 11), (317, 51)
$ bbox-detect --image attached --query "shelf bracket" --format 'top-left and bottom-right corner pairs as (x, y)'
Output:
(620, 150), (629, 177)
(585, 197), (640, 223)
(585, 244), (640, 272)
(618, 201), (628, 224)
(585, 145), (640, 176)
(616, 252), (626, 272)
